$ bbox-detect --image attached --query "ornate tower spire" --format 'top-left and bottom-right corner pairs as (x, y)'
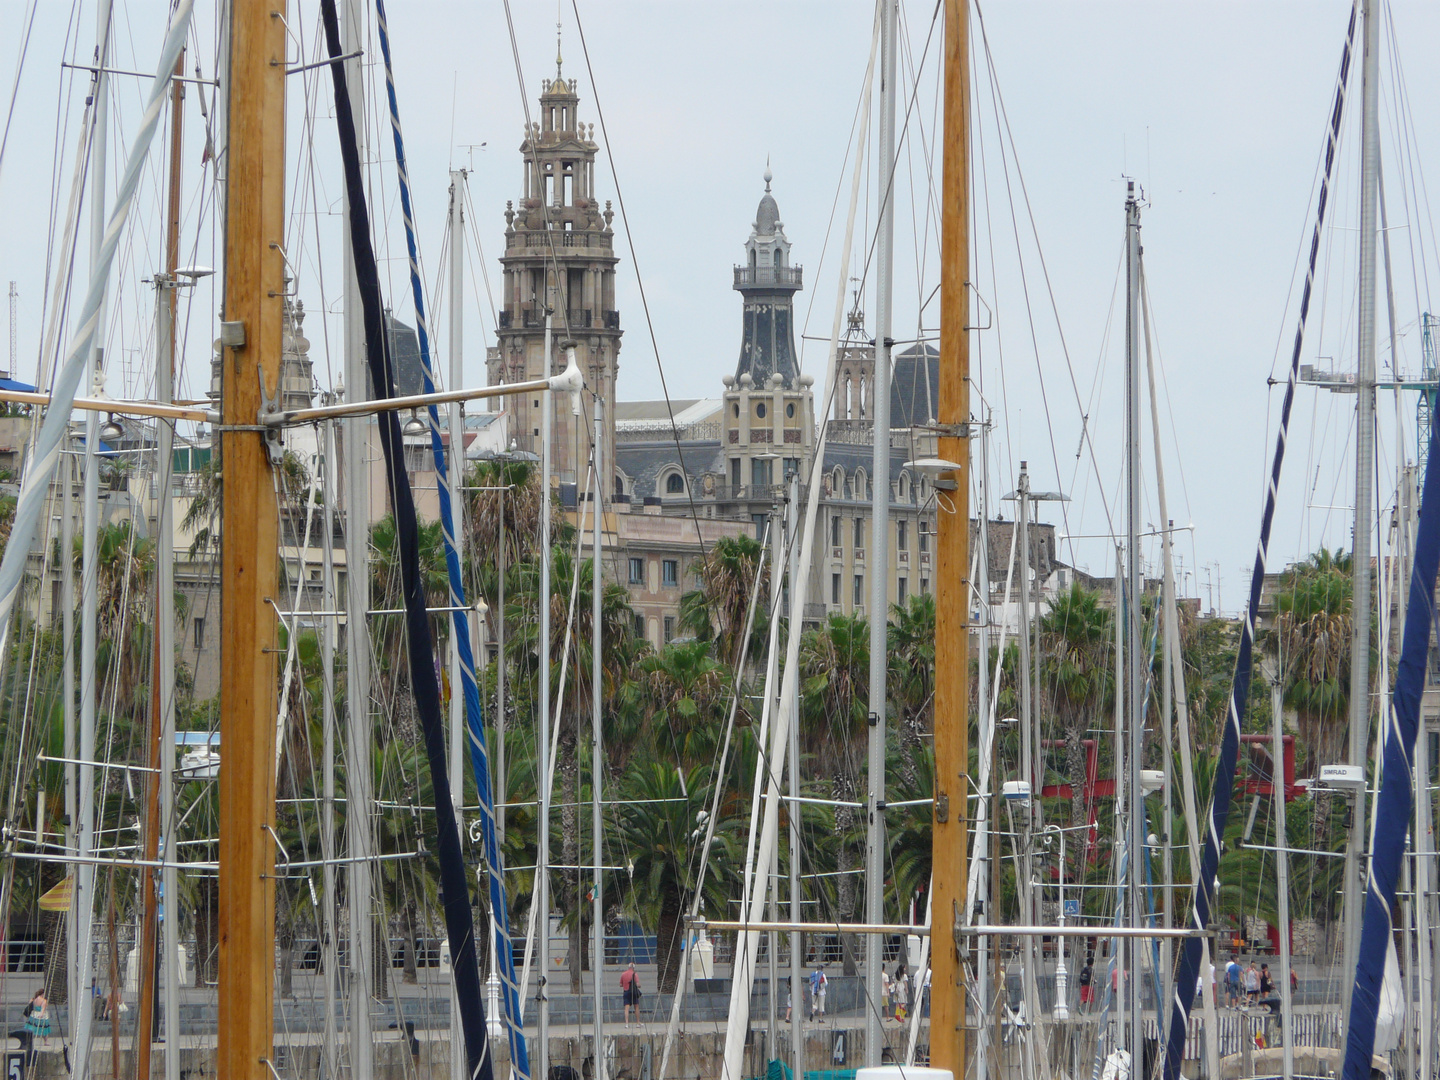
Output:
(491, 61), (621, 484)
(734, 169), (803, 386)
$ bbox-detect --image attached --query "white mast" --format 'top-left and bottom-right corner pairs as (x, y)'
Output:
(864, 0), (898, 1064)
(787, 470), (803, 1080)
(590, 371), (606, 1080)
(154, 271), (179, 1080)
(321, 416), (339, 1080)
(75, 2), (114, 1068)
(1124, 179), (1144, 1065)
(1341, 0), (1380, 1024)
(446, 166), (468, 1080)
(537, 310), (554, 1080)
(340, 2), (373, 1074)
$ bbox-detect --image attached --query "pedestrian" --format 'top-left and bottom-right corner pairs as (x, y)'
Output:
(1244, 961), (1260, 1005)
(1290, 967), (1299, 995)
(1209, 962), (1219, 1007)
(619, 962), (641, 1027)
(922, 965), (931, 1018)
(1225, 960), (1242, 1007)
(1079, 959), (1093, 1007)
(1259, 964), (1273, 997)
(23, 988), (51, 1043)
(809, 965), (828, 1022)
(894, 964), (909, 1022)
(881, 968), (892, 1019)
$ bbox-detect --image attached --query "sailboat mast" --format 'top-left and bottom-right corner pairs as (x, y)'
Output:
(339, 2), (375, 1073)
(447, 165), (468, 1080)
(1341, 0), (1380, 1026)
(158, 52), (183, 1080)
(136, 45), (186, 1080)
(537, 311), (554, 1080)
(321, 417), (339, 1080)
(74, 1), (113, 1064)
(216, 0), (285, 1076)
(930, 0), (970, 1075)
(591, 381), (606, 1080)
(1124, 181), (1144, 1062)
(864, 0), (898, 1061)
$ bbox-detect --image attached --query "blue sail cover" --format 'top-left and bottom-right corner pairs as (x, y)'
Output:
(371, 5), (530, 1079)
(1161, 8), (1358, 1080)
(1341, 399), (1440, 1074)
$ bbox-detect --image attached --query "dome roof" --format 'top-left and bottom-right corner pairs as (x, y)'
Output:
(755, 192), (780, 235)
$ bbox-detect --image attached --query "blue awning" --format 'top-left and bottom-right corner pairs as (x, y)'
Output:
(0, 377), (38, 394)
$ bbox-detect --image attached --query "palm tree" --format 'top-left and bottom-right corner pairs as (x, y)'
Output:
(615, 761), (739, 993)
(798, 611), (869, 973)
(506, 545), (640, 991)
(637, 641), (730, 771)
(1268, 548), (1357, 770)
(679, 534), (769, 668)
(887, 593), (935, 766)
(1037, 583), (1113, 826)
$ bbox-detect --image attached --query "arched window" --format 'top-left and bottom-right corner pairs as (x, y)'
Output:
(854, 468), (867, 501)
(898, 472), (909, 500)
(749, 249), (757, 270)
(832, 467), (845, 496)
(666, 473), (685, 495)
(773, 249), (782, 268)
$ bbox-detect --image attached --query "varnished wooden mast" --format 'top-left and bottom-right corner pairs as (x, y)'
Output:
(932, 0), (970, 1077)
(217, 2), (284, 1077)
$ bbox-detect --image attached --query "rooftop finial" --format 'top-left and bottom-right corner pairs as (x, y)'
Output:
(763, 158), (772, 192)
(556, 15), (563, 80)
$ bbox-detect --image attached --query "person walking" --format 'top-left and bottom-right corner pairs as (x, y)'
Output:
(881, 967), (892, 1020)
(1225, 959), (1242, 1007)
(809, 964), (828, 1022)
(1259, 964), (1274, 998)
(620, 962), (641, 1027)
(893, 964), (909, 1022)
(1244, 961), (1261, 1005)
(1078, 959), (1094, 1007)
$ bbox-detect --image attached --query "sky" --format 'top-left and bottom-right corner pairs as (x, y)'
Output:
(1, 1), (1439, 614)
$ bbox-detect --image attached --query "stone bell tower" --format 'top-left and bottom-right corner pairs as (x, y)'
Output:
(490, 46), (621, 486)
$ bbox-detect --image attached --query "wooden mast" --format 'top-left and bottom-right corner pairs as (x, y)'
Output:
(217, 2), (284, 1077)
(134, 45), (184, 1080)
(932, 0), (970, 1077)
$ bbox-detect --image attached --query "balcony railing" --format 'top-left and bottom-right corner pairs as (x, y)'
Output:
(733, 265), (803, 289)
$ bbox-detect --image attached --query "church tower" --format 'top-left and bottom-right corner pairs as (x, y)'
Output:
(490, 51), (621, 485)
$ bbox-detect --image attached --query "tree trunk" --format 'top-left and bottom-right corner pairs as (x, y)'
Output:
(561, 715), (581, 993)
(195, 877), (218, 985)
(44, 910), (67, 1005)
(1064, 727), (1089, 830)
(373, 920), (389, 999)
(834, 773), (859, 977)
(655, 888), (684, 995)
(402, 899), (419, 984)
